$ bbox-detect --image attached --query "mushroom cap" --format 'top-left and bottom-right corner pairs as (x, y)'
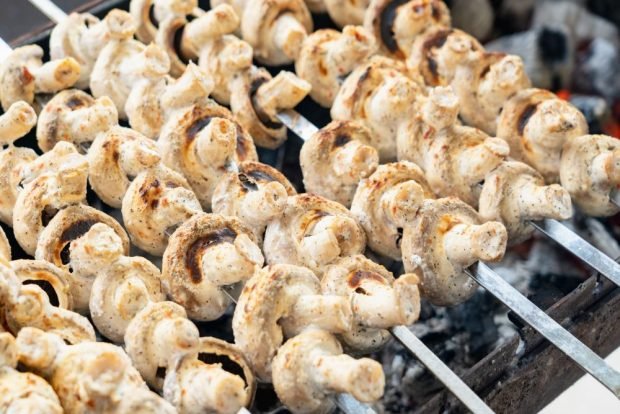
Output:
(0, 146), (38, 226)
(351, 161), (433, 260)
(130, 0), (196, 43)
(162, 212), (261, 321)
(90, 256), (165, 343)
(0, 227), (9, 262)
(37, 89), (118, 153)
(88, 125), (160, 208)
(121, 164), (202, 255)
(263, 194), (367, 274)
(300, 120), (379, 207)
(365, 0), (451, 59)
(324, 0), (369, 27)
(561, 134), (620, 217)
(0, 366), (63, 414)
(496, 88), (588, 183)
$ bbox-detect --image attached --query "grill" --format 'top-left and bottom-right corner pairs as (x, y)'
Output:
(1, 1), (620, 413)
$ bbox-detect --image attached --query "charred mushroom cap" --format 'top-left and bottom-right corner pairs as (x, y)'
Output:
(37, 89), (118, 153)
(7, 260), (96, 344)
(479, 161), (573, 244)
(35, 204), (130, 313)
(162, 213), (263, 321)
(0, 227), (9, 262)
(212, 161), (296, 242)
(232, 264), (353, 381)
(496, 88), (589, 184)
(301, 120), (379, 208)
(452, 52), (530, 135)
(402, 197), (507, 306)
(351, 161), (433, 260)
(130, 0), (197, 44)
(296, 26), (377, 108)
(163, 336), (257, 414)
(88, 126), (160, 208)
(322, 255), (420, 353)
(560, 134), (620, 217)
(125, 301), (200, 390)
(121, 164), (202, 255)
(365, 0), (451, 59)
(407, 27), (483, 87)
(264, 194), (367, 275)
(230, 67), (311, 149)
(272, 329), (385, 413)
(0, 45), (81, 111)
(159, 102), (258, 210)
(324, 0), (370, 27)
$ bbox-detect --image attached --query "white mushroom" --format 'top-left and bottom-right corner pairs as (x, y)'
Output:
(130, 0), (197, 43)
(0, 227), (9, 263)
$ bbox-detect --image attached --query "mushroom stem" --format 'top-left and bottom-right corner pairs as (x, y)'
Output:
(195, 117), (237, 167)
(514, 181), (573, 220)
(272, 13), (307, 60)
(62, 96), (118, 146)
(332, 141), (379, 183)
(311, 352), (384, 403)
(179, 364), (246, 413)
(421, 86), (460, 131)
(106, 9), (138, 40)
(113, 277), (151, 321)
(82, 9), (135, 54)
(69, 224), (124, 277)
(54, 167), (89, 206)
(118, 139), (161, 177)
(238, 181), (288, 225)
(181, 4), (239, 57)
(591, 149), (620, 189)
(380, 180), (425, 226)
(32, 58), (81, 94)
(478, 55), (527, 111)
(300, 230), (341, 267)
(457, 137), (510, 184)
(444, 222), (507, 264)
(160, 63), (214, 110)
(253, 72), (311, 123)
(15, 327), (64, 375)
(327, 26), (376, 77)
(125, 43), (170, 79)
(154, 187), (203, 233)
(0, 101), (37, 146)
(200, 235), (263, 286)
(152, 317), (200, 365)
(283, 295), (352, 336)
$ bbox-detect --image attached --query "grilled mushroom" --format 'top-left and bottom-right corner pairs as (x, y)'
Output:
(324, 0), (369, 27)
(0, 332), (63, 414)
(121, 164), (202, 255)
(301, 120), (379, 208)
(16, 327), (176, 413)
(37, 89), (118, 153)
(88, 125), (160, 207)
(35, 204), (130, 313)
(159, 102), (257, 209)
(162, 213), (263, 321)
(232, 264), (353, 381)
(351, 161), (433, 260)
(272, 329), (384, 414)
(0, 228), (9, 263)
(163, 337), (256, 414)
(264, 194), (367, 275)
(479, 161), (573, 244)
(496, 88), (588, 183)
(322, 255), (420, 353)
(365, 0), (451, 59)
(0, 45), (81, 111)
(560, 134), (620, 217)
(296, 26), (377, 107)
(402, 197), (507, 306)
(131, 0), (197, 43)
(212, 161), (296, 242)
(230, 67), (311, 149)
(0, 101), (38, 225)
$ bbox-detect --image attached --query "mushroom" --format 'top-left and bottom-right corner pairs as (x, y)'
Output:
(5, 260), (96, 344)
(232, 264), (353, 381)
(35, 204), (131, 313)
(560, 134), (620, 217)
(212, 161), (296, 242)
(401, 197), (507, 306)
(300, 120), (379, 207)
(365, 0), (451, 59)
(124, 301), (200, 390)
(0, 45), (81, 111)
(0, 227), (9, 263)
(121, 164), (202, 255)
(0, 332), (63, 414)
(296, 26), (377, 107)
(158, 100), (258, 209)
(163, 336), (257, 414)
(496, 88), (588, 183)
(36, 89), (118, 153)
(332, 55), (422, 161)
(479, 161), (573, 244)
(351, 161), (434, 260)
(213, 0), (313, 65)
(88, 125), (160, 207)
(0, 101), (38, 226)
(324, 0), (369, 27)
(16, 327), (176, 414)
(130, 0), (197, 43)
(230, 67), (311, 149)
(50, 9), (136, 90)
(12, 142), (89, 255)
(272, 329), (385, 414)
(162, 213), (264, 321)
(264, 194), (367, 275)
(322, 255), (421, 353)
